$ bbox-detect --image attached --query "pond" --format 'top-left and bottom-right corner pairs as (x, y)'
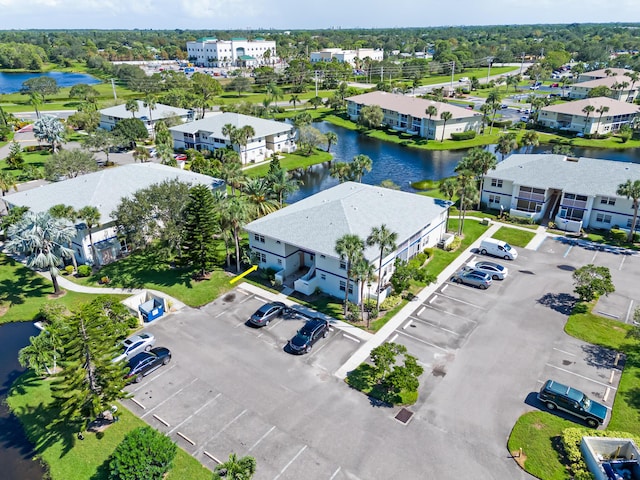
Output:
(0, 322), (46, 480)
(285, 122), (640, 203)
(0, 71), (101, 94)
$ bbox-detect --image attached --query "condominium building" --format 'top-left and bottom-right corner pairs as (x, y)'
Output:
(310, 48), (384, 66)
(186, 37), (277, 68)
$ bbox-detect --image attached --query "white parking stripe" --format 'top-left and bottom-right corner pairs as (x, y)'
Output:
(545, 363), (617, 390)
(169, 393), (221, 434)
(422, 304), (478, 323)
(552, 348), (576, 357)
(237, 289), (250, 295)
(396, 330), (448, 352)
(409, 316), (461, 336)
(273, 445), (307, 480)
(433, 292), (486, 310)
(330, 467), (342, 480)
(626, 300), (635, 323)
(563, 246), (572, 258)
(591, 251), (598, 263)
(417, 306), (425, 316)
(132, 363), (177, 392)
(141, 378), (198, 418)
(342, 333), (360, 343)
(428, 295), (437, 304)
(441, 284), (448, 292)
(403, 320), (412, 330)
(389, 333), (398, 343)
(619, 256), (626, 271)
(255, 296), (269, 303)
(248, 425), (276, 452)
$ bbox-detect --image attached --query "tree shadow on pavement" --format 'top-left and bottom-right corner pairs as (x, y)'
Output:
(537, 292), (577, 316)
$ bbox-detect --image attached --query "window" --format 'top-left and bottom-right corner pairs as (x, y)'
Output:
(596, 213), (612, 224)
(339, 261), (346, 270)
(600, 197), (616, 206)
(320, 273), (326, 280)
(489, 195), (501, 204)
(627, 218), (637, 229)
(257, 252), (266, 263)
(491, 179), (503, 188)
(339, 280), (346, 292)
(562, 208), (585, 222)
(277, 259), (282, 265)
(254, 234), (265, 243)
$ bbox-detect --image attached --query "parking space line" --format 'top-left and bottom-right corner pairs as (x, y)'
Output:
(597, 311), (620, 319)
(423, 304), (478, 323)
(248, 425), (275, 452)
(132, 364), (177, 392)
(239, 295), (255, 304)
(545, 363), (617, 390)
(591, 251), (598, 263)
(417, 306), (425, 316)
(428, 295), (437, 304)
(255, 296), (269, 303)
(433, 292), (486, 310)
(441, 284), (448, 292)
(330, 467), (342, 480)
(626, 300), (635, 323)
(273, 445), (307, 480)
(342, 333), (360, 343)
(396, 330), (448, 352)
(389, 333), (398, 342)
(409, 316), (461, 336)
(553, 348), (576, 357)
(237, 288), (250, 296)
(197, 409), (248, 454)
(141, 378), (198, 418)
(168, 393), (221, 434)
(563, 246), (573, 258)
(403, 320), (412, 330)
(308, 340), (329, 357)
(215, 311), (226, 318)
(267, 318), (285, 330)
(619, 256), (626, 271)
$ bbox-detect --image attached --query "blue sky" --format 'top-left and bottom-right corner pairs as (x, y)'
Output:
(0, 0), (639, 30)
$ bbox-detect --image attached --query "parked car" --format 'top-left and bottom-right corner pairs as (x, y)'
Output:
(288, 319), (329, 354)
(450, 270), (492, 289)
(249, 301), (287, 327)
(551, 83), (560, 88)
(479, 238), (518, 260)
(465, 260), (508, 280)
(114, 332), (156, 363)
(125, 347), (172, 383)
(538, 379), (607, 427)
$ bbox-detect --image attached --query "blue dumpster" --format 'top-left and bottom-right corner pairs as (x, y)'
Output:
(139, 298), (164, 322)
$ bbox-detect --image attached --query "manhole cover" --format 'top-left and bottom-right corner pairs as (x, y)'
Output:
(395, 408), (414, 424)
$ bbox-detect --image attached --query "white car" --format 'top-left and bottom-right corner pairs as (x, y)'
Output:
(113, 332), (156, 363)
(466, 260), (508, 280)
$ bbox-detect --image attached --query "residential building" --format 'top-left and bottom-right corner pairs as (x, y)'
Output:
(186, 37), (276, 68)
(346, 91), (482, 141)
(310, 48), (384, 66)
(569, 68), (638, 102)
(577, 68), (633, 82)
(537, 97), (640, 135)
(245, 182), (451, 303)
(2, 164), (224, 266)
(481, 154), (640, 233)
(169, 112), (296, 164)
(99, 101), (193, 135)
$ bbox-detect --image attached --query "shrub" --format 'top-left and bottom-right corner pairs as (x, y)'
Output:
(38, 303), (68, 323)
(423, 247), (435, 258)
(77, 265), (92, 277)
(507, 215), (534, 225)
(445, 236), (462, 251)
(346, 301), (360, 322)
(108, 426), (177, 480)
(64, 265), (75, 275)
(410, 179), (438, 190)
(492, 119), (513, 128)
(450, 131), (476, 141)
(610, 228), (627, 245)
(380, 294), (402, 311)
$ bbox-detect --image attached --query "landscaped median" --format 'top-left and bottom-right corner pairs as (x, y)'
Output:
(507, 303), (640, 479)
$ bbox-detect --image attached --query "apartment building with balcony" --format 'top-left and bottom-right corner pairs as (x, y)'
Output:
(186, 37), (276, 68)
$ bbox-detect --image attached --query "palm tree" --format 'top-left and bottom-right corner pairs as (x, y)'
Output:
(213, 453), (257, 480)
(351, 154), (373, 182)
(33, 115), (65, 153)
(439, 177), (457, 201)
(242, 177), (279, 218)
(226, 195), (251, 273)
(486, 90), (502, 134)
(133, 146), (150, 163)
(5, 211), (76, 294)
(308, 96), (324, 109)
(351, 257), (376, 325)
(521, 130), (539, 154)
(238, 125), (256, 163)
(479, 103), (491, 134)
(0, 171), (18, 196)
(366, 224), (397, 310)
(29, 92), (42, 119)
(218, 160), (246, 195)
(624, 71), (639, 94)
(289, 94), (300, 110)
(582, 105), (595, 135)
(617, 179), (640, 242)
(143, 94), (157, 137)
(325, 131), (338, 153)
(125, 99), (139, 118)
(595, 105), (610, 136)
(506, 74), (521, 92)
(265, 168), (299, 208)
(335, 234), (365, 316)
(439, 111), (452, 142)
(77, 206), (101, 265)
(453, 170), (476, 236)
(425, 105), (438, 140)
(496, 132), (519, 161)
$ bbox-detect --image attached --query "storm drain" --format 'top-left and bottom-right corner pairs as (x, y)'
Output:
(394, 408), (414, 425)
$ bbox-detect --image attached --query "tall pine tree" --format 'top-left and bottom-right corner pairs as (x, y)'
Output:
(181, 184), (218, 277)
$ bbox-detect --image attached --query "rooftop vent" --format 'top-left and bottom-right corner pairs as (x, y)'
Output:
(566, 156), (579, 162)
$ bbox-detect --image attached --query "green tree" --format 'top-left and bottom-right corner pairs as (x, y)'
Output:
(217, 159), (246, 195)
(521, 130), (539, 153)
(33, 114), (66, 153)
(226, 195), (251, 273)
(617, 179), (640, 242)
(191, 72), (222, 119)
(154, 121), (175, 165)
(308, 95), (324, 109)
(439, 110), (452, 142)
(350, 154), (373, 182)
(496, 132), (518, 160)
(587, 85), (612, 98)
(48, 203), (77, 222)
(181, 185), (218, 276)
(453, 168), (477, 235)
(77, 206), (101, 265)
(595, 105), (610, 135)
(109, 426), (177, 480)
(386, 353), (423, 395)
(324, 131), (338, 153)
(20, 76), (59, 108)
(83, 128), (119, 164)
(5, 140), (24, 169)
(486, 89), (502, 134)
(572, 264), (615, 302)
(112, 118), (149, 147)
(370, 342), (406, 383)
(265, 165), (299, 208)
(125, 99), (139, 118)
(292, 111), (312, 129)
(143, 93), (157, 127)
(335, 234), (365, 316)
(237, 125), (256, 164)
(69, 84), (99, 104)
(212, 453), (257, 480)
(367, 224), (398, 309)
(18, 317), (65, 376)
(296, 125), (325, 156)
(351, 257), (376, 324)
(228, 76), (251, 97)
(425, 105), (438, 139)
(44, 149), (99, 180)
(329, 161), (352, 183)
(242, 177), (279, 218)
(133, 146), (150, 163)
(5, 211), (76, 294)
(439, 177), (457, 201)
(289, 94), (300, 110)
(358, 104), (384, 129)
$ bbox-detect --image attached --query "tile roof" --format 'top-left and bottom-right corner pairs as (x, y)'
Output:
(4, 163), (223, 223)
(169, 112), (293, 139)
(486, 154), (640, 198)
(346, 91), (480, 121)
(245, 182), (451, 261)
(541, 97), (640, 117)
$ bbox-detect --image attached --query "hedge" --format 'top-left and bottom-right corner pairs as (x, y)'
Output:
(450, 131), (477, 141)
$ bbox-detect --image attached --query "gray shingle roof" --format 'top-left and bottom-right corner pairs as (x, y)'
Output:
(169, 112), (293, 139)
(99, 101), (191, 120)
(245, 182), (450, 261)
(4, 163), (223, 223)
(487, 154), (640, 198)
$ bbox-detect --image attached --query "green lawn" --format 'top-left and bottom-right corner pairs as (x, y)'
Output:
(71, 249), (233, 307)
(0, 254), (121, 324)
(491, 227), (537, 248)
(7, 372), (211, 480)
(345, 363), (418, 405)
(244, 149), (333, 177)
(0, 149), (50, 179)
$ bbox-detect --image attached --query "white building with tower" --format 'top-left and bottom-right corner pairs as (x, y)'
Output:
(186, 37), (277, 68)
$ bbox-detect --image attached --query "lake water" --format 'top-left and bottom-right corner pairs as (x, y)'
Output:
(285, 122), (640, 203)
(0, 71), (101, 94)
(0, 322), (45, 480)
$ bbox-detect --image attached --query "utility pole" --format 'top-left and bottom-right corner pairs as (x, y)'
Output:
(111, 78), (117, 100)
(450, 61), (455, 88)
(380, 66), (384, 83)
(314, 71), (319, 97)
(486, 57), (494, 83)
(519, 52), (525, 75)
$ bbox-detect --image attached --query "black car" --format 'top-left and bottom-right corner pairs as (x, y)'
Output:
(126, 347), (171, 383)
(288, 319), (329, 354)
(249, 301), (287, 327)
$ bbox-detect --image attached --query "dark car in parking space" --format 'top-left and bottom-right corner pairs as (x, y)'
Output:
(538, 379), (607, 427)
(126, 347), (171, 383)
(288, 319), (329, 354)
(249, 301), (287, 327)
(451, 269), (492, 289)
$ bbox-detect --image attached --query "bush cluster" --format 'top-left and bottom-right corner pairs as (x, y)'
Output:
(380, 294), (402, 311)
(76, 265), (92, 277)
(450, 131), (476, 141)
(445, 236), (462, 251)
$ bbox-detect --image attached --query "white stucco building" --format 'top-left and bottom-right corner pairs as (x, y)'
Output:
(3, 164), (224, 266)
(346, 91), (482, 141)
(186, 37), (277, 68)
(481, 154), (640, 233)
(310, 48), (384, 66)
(569, 68), (638, 102)
(245, 182), (451, 303)
(99, 101), (194, 135)
(169, 112), (296, 164)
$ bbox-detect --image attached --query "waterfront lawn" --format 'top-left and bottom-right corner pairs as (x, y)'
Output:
(491, 226), (537, 248)
(7, 372), (211, 480)
(0, 254), (116, 324)
(244, 148), (333, 177)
